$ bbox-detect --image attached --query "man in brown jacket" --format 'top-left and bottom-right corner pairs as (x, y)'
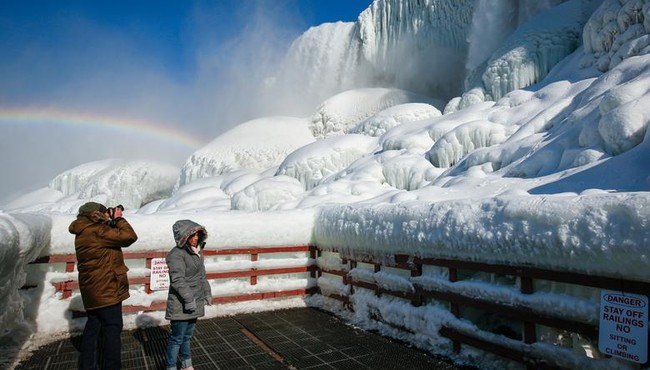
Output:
(69, 201), (138, 370)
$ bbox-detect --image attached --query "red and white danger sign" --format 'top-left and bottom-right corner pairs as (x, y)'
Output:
(149, 257), (170, 291)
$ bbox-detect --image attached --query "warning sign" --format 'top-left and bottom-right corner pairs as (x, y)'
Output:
(598, 290), (648, 363)
(149, 258), (170, 290)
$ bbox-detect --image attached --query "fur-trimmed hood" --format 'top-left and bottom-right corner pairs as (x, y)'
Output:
(172, 219), (208, 248)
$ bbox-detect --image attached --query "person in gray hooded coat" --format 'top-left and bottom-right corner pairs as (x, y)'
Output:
(165, 220), (212, 370)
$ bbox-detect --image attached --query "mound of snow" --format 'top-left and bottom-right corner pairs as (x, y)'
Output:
(5, 159), (178, 213)
(277, 134), (378, 190)
(231, 175), (305, 211)
(310, 88), (443, 139)
(379, 101), (496, 154)
(49, 159), (124, 196)
(178, 117), (315, 187)
(382, 154), (439, 191)
(350, 103), (442, 137)
(426, 120), (509, 168)
(597, 66), (650, 155)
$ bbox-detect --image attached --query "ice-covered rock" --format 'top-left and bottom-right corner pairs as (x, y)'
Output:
(382, 154), (439, 191)
(426, 120), (509, 168)
(350, 103), (442, 137)
(582, 0), (650, 71)
(310, 88), (441, 139)
(141, 176), (232, 213)
(8, 159), (179, 212)
(178, 116), (315, 187)
(48, 159), (123, 196)
(62, 159), (178, 209)
(231, 175), (305, 211)
(277, 134), (378, 190)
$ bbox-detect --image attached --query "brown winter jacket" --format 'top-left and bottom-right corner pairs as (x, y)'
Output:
(69, 212), (138, 311)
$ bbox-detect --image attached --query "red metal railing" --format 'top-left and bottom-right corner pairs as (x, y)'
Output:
(27, 245), (650, 369)
(27, 245), (318, 316)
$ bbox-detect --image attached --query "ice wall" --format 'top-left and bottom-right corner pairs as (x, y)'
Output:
(273, 0), (598, 112)
(357, 0), (475, 100)
(467, 0), (601, 100)
(271, 22), (369, 116)
(270, 0), (477, 109)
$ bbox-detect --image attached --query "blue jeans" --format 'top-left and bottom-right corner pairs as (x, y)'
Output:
(79, 302), (123, 370)
(165, 319), (196, 369)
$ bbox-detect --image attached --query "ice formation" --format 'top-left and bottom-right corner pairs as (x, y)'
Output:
(273, 0), (597, 110)
(5, 159), (179, 212)
(177, 116), (315, 186)
(582, 0), (650, 71)
(349, 103), (442, 137)
(309, 88), (441, 139)
(276, 134), (379, 190)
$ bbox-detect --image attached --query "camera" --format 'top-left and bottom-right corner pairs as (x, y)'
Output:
(106, 205), (124, 227)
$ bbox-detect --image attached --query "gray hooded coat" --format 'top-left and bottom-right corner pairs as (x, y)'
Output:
(165, 220), (212, 321)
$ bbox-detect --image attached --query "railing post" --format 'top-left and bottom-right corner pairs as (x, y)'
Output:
(310, 247), (321, 278)
(62, 282), (73, 299)
(65, 261), (75, 273)
(250, 253), (258, 285)
(346, 260), (356, 310)
(63, 260), (76, 299)
(449, 267), (461, 353)
(411, 262), (423, 307)
(520, 276), (536, 347)
(145, 257), (153, 294)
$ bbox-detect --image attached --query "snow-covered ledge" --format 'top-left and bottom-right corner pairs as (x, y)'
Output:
(314, 193), (650, 283)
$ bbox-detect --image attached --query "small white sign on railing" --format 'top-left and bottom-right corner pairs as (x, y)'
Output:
(598, 290), (648, 363)
(150, 257), (170, 290)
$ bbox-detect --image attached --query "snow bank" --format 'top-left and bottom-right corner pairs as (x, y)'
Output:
(314, 193), (650, 282)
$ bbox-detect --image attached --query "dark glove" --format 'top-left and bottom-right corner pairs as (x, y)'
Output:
(184, 299), (197, 312)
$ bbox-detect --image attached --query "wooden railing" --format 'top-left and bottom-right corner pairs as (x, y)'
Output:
(26, 246), (318, 316)
(315, 248), (650, 370)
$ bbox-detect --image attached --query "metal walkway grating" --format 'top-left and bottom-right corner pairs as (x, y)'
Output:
(14, 307), (473, 369)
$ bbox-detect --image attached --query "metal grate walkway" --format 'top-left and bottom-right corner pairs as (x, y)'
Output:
(14, 307), (473, 370)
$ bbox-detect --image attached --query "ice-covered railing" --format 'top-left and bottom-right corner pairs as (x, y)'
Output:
(310, 194), (650, 369)
(315, 248), (650, 370)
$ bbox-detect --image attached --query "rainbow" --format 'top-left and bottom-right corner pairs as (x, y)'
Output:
(0, 107), (207, 149)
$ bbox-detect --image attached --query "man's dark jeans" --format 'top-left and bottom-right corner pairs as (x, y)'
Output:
(79, 302), (123, 370)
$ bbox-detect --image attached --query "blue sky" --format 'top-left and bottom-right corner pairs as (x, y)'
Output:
(0, 0), (373, 129)
(0, 1), (370, 74)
